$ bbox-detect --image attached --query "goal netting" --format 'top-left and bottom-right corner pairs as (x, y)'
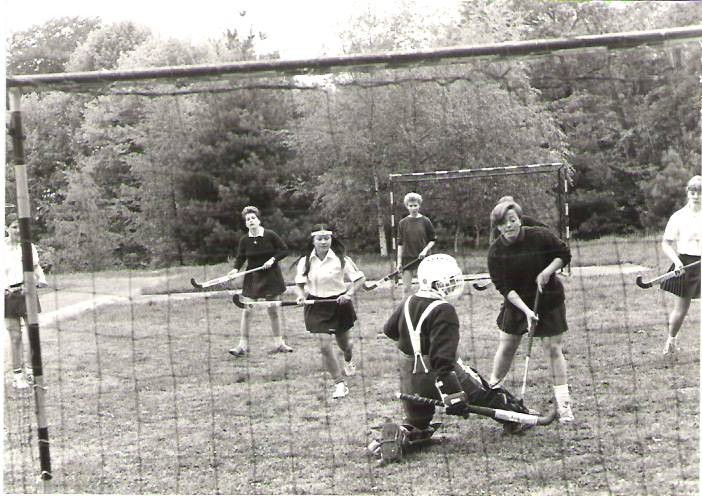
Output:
(4, 23), (700, 495)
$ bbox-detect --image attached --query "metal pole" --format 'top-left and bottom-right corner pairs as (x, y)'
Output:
(8, 87), (52, 490)
(6, 26), (702, 90)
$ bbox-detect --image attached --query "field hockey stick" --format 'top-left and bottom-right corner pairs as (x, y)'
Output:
(520, 289), (541, 399)
(191, 265), (266, 289)
(396, 393), (557, 426)
(635, 260), (700, 289)
(363, 258), (420, 291)
(232, 294), (338, 309)
(472, 279), (493, 291)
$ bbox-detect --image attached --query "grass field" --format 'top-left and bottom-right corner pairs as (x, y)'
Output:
(3, 236), (700, 495)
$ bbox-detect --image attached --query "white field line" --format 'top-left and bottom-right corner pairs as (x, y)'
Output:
(38, 264), (651, 327)
(39, 290), (239, 328)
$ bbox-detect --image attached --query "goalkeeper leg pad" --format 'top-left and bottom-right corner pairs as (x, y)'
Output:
(380, 422), (404, 464)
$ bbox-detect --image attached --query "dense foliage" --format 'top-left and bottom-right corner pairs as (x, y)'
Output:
(5, 2), (701, 270)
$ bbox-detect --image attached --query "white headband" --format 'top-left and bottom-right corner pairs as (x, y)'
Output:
(311, 229), (333, 236)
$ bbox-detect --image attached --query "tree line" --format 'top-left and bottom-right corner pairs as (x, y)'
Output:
(5, 1), (701, 271)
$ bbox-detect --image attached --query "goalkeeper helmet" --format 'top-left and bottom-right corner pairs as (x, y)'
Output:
(417, 254), (464, 300)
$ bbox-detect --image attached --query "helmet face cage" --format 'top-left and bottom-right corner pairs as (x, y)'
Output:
(435, 274), (465, 300)
(417, 254), (465, 300)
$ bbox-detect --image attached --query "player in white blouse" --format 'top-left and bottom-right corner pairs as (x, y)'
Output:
(294, 225), (365, 400)
(660, 175), (701, 354)
(3, 216), (48, 389)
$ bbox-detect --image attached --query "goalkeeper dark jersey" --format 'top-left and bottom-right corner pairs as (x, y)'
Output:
(383, 295), (459, 387)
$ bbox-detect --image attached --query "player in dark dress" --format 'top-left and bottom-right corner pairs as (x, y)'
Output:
(227, 206), (293, 357)
(369, 254), (534, 464)
(487, 200), (574, 424)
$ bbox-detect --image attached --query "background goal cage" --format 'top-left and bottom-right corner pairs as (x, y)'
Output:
(389, 162), (570, 275)
(4, 22), (702, 495)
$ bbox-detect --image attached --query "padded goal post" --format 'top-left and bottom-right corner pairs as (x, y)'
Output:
(388, 162), (570, 276)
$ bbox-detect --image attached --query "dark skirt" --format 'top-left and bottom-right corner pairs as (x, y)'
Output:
(242, 266), (286, 299)
(4, 290), (41, 319)
(660, 254), (700, 299)
(497, 301), (568, 337)
(303, 293), (356, 334)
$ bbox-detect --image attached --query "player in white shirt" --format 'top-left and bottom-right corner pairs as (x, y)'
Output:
(293, 224), (365, 400)
(660, 175), (701, 354)
(3, 215), (48, 389)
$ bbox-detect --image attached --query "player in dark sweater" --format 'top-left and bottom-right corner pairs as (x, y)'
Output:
(487, 200), (574, 424)
(369, 254), (534, 464)
(227, 206), (293, 357)
(397, 192), (436, 298)
(488, 195), (550, 244)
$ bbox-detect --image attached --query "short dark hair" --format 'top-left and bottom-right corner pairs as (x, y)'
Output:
(490, 201), (523, 226)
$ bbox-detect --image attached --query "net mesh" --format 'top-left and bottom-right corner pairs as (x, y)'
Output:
(4, 27), (700, 495)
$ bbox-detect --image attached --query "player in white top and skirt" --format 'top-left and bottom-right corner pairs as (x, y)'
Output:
(3, 215), (48, 389)
(661, 175), (701, 354)
(293, 224), (365, 400)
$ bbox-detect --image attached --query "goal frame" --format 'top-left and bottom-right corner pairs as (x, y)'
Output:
(5, 25), (701, 490)
(388, 162), (570, 271)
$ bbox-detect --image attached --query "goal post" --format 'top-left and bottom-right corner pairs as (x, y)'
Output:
(4, 23), (701, 494)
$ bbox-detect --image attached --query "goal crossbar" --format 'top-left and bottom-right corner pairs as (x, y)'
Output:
(387, 162), (570, 257)
(6, 26), (702, 92)
(389, 163), (564, 183)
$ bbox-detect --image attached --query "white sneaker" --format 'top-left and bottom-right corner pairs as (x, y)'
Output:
(12, 373), (29, 390)
(663, 339), (678, 355)
(343, 360), (357, 377)
(25, 369), (34, 386)
(332, 382), (349, 399)
(557, 402), (575, 424)
(366, 439), (382, 458)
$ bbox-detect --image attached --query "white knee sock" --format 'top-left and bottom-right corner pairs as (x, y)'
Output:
(553, 384), (571, 406)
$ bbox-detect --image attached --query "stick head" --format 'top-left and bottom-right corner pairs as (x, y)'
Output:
(232, 294), (247, 308)
(190, 278), (202, 289)
(472, 282), (489, 291)
(635, 275), (652, 289)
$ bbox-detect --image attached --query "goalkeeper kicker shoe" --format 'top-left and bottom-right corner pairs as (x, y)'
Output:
(379, 422), (403, 464)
